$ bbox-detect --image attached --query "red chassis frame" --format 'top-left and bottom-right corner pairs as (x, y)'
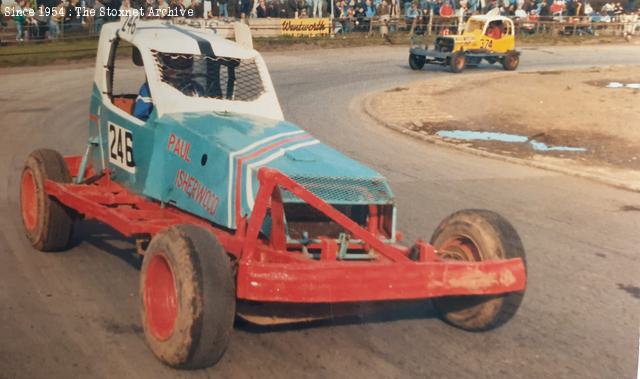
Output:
(44, 156), (526, 303)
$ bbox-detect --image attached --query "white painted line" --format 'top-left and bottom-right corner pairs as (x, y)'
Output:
(226, 130), (305, 227)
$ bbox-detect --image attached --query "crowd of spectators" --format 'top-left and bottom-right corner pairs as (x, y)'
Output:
(0, 0), (637, 41)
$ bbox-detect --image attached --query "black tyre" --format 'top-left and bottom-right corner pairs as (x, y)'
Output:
(140, 225), (235, 369)
(20, 149), (75, 251)
(502, 51), (520, 71)
(409, 53), (426, 70)
(430, 209), (526, 331)
(449, 52), (466, 73)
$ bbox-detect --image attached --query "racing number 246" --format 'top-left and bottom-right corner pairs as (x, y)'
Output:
(108, 123), (135, 173)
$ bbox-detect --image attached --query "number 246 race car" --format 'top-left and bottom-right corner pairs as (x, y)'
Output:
(19, 18), (527, 369)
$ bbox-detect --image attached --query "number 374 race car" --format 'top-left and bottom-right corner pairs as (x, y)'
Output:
(19, 19), (527, 369)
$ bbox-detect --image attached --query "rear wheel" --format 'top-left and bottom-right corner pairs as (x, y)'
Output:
(449, 52), (466, 73)
(140, 225), (235, 369)
(430, 209), (526, 331)
(502, 51), (520, 71)
(20, 149), (75, 251)
(409, 53), (426, 70)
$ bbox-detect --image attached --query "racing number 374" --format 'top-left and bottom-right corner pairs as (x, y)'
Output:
(108, 123), (135, 173)
(480, 39), (493, 49)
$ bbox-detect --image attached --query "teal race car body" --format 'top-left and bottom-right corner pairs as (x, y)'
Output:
(84, 20), (395, 240)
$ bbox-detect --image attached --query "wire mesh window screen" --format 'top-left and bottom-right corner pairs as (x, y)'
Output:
(154, 52), (265, 101)
(281, 176), (394, 205)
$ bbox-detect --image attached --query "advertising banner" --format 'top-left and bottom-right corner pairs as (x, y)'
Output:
(281, 18), (330, 37)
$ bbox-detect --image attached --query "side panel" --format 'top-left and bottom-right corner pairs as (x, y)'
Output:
(143, 123), (229, 226)
(89, 85), (155, 194)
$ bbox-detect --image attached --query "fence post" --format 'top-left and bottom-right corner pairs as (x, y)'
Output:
(427, 8), (433, 35)
(330, 0), (335, 37)
(409, 15), (417, 36)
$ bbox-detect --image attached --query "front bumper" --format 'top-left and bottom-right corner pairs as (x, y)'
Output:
(237, 257), (526, 303)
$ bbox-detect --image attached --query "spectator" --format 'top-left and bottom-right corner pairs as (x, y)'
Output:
(156, 0), (170, 17)
(188, 0), (204, 17)
(337, 0), (352, 32)
(468, 0), (479, 12)
(377, 0), (389, 14)
(353, 1), (366, 29)
(240, 0), (252, 17)
(0, 0), (4, 30)
(286, 0), (296, 17)
(94, 0), (106, 30)
(202, 0), (212, 17)
(49, 0), (64, 38)
(268, 0), (282, 17)
(275, 0), (287, 17)
(613, 1), (624, 18)
(405, 1), (419, 17)
(304, 0), (312, 16)
(389, 0), (399, 16)
(365, 0), (376, 16)
(120, 0), (131, 20)
(295, 0), (306, 17)
(217, 0), (228, 19)
(256, 0), (267, 15)
(312, 0), (322, 16)
(13, 1), (26, 41)
(227, 0), (237, 18)
(584, 2), (593, 15)
(170, 0), (186, 17)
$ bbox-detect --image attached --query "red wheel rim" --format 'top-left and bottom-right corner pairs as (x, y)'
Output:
(21, 170), (38, 232)
(438, 236), (480, 262)
(144, 254), (177, 341)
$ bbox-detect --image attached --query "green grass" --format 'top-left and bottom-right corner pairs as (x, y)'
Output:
(0, 31), (628, 67)
(0, 38), (99, 66)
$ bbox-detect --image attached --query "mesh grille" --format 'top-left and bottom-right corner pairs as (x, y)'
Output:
(281, 176), (393, 205)
(153, 52), (265, 101)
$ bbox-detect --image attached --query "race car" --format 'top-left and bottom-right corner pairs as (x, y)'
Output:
(19, 18), (527, 369)
(409, 12), (521, 73)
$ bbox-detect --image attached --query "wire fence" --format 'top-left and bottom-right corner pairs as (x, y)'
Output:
(0, 13), (638, 45)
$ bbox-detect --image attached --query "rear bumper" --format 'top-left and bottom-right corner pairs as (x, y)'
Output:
(237, 257), (526, 303)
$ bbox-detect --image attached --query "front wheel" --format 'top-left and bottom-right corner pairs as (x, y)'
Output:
(140, 225), (235, 369)
(409, 53), (426, 70)
(502, 51), (520, 71)
(430, 209), (526, 331)
(449, 52), (466, 73)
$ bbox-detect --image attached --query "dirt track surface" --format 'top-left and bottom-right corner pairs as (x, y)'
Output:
(1, 45), (640, 378)
(369, 65), (640, 171)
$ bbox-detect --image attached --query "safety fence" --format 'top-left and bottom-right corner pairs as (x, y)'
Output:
(0, 14), (638, 45)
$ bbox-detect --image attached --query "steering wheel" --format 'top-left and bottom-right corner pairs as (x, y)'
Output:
(178, 78), (207, 97)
